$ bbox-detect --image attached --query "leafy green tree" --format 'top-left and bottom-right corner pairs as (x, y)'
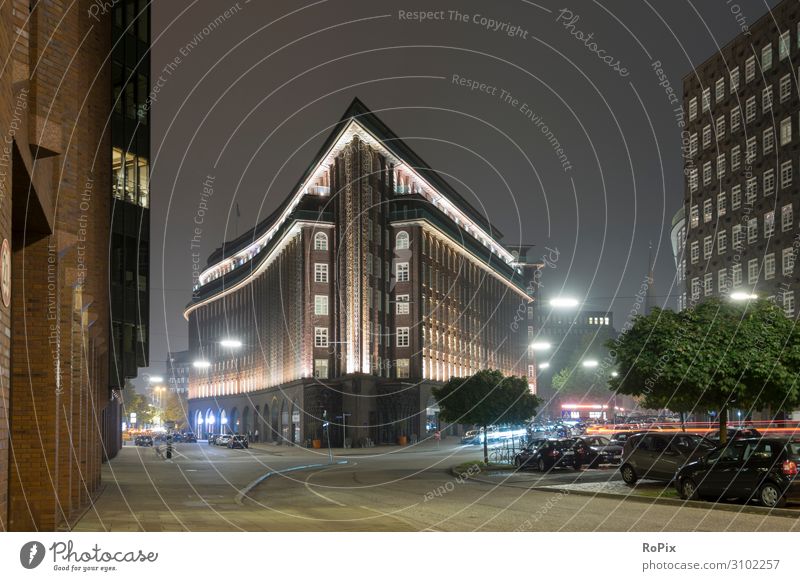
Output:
(551, 333), (616, 402)
(608, 298), (800, 443)
(120, 389), (154, 428)
(162, 391), (189, 430)
(433, 369), (541, 463)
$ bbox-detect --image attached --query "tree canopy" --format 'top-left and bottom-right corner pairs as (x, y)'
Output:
(608, 298), (800, 441)
(433, 369), (541, 463)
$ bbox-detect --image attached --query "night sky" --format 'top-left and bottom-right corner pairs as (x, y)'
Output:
(142, 0), (782, 386)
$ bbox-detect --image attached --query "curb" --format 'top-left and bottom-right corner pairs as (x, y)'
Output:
(235, 460), (348, 505)
(449, 466), (800, 520)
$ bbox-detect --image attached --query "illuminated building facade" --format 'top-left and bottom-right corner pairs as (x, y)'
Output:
(186, 100), (540, 445)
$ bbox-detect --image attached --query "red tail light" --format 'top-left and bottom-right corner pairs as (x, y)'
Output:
(548, 450), (558, 457)
(782, 460), (798, 476)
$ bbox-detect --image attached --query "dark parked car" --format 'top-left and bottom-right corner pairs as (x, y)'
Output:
(677, 437), (800, 508)
(228, 435), (249, 449)
(514, 438), (578, 471)
(702, 427), (762, 442)
(182, 433), (197, 443)
(620, 432), (715, 485)
(572, 436), (624, 468)
(609, 431), (636, 446)
(208, 434), (220, 445)
(134, 435), (153, 447)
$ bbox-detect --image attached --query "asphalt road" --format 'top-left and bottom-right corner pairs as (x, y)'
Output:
(73, 441), (800, 532)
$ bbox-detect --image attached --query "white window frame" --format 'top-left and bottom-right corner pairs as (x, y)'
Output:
(314, 263), (328, 283)
(748, 258), (759, 285)
(762, 43), (773, 71)
(781, 160), (793, 189)
(765, 253), (776, 280)
(717, 192), (726, 216)
(781, 117), (792, 145)
(314, 294), (329, 315)
(314, 327), (329, 348)
(745, 56), (756, 82)
(395, 294), (410, 315)
(397, 327), (410, 348)
(717, 230), (727, 254)
(395, 231), (410, 250)
(396, 262), (410, 282)
(782, 203), (793, 232)
(314, 232), (328, 251)
(765, 210), (775, 238)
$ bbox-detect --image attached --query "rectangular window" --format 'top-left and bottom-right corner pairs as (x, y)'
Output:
(703, 161), (712, 186)
(718, 268), (728, 292)
(716, 153), (726, 179)
(396, 262), (409, 282)
(702, 87), (711, 112)
(784, 291), (795, 317)
(748, 217), (758, 244)
(691, 277), (700, 300)
(314, 263), (328, 283)
(765, 210), (775, 238)
(781, 160), (793, 189)
(732, 185), (741, 210)
(715, 77), (725, 102)
(314, 327), (328, 347)
(314, 294), (329, 315)
(717, 192), (726, 216)
(689, 168), (699, 193)
(314, 358), (329, 379)
(733, 224), (744, 249)
(703, 235), (713, 259)
(731, 145), (741, 171)
(746, 136), (757, 162)
(782, 203), (793, 231)
(783, 247), (795, 275)
(689, 96), (698, 120)
(765, 253), (776, 280)
(395, 294), (410, 315)
(715, 116), (725, 141)
(396, 358), (410, 379)
(732, 263), (742, 287)
(690, 240), (699, 264)
(763, 169), (775, 197)
(689, 132), (698, 157)
(747, 176), (758, 203)
(690, 204), (699, 227)
(780, 31), (791, 60)
(704, 273), (713, 296)
(717, 230), (727, 254)
(703, 199), (713, 223)
(397, 327), (410, 347)
(731, 106), (741, 132)
(730, 66), (740, 93)
(763, 85), (774, 113)
(763, 127), (775, 155)
(781, 117), (792, 145)
(762, 43), (773, 71)
(748, 258), (759, 284)
(746, 56), (756, 82)
(780, 74), (792, 102)
(745, 96), (756, 123)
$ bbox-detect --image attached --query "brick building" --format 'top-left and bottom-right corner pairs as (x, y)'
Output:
(0, 1), (149, 531)
(683, 0), (800, 314)
(186, 99), (541, 446)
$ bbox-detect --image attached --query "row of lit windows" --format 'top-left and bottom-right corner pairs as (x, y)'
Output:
(689, 150), (795, 195)
(689, 115), (794, 167)
(691, 244), (795, 280)
(689, 206), (794, 262)
(690, 276), (796, 317)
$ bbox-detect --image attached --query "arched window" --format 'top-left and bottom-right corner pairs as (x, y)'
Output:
(396, 231), (410, 250)
(314, 232), (328, 251)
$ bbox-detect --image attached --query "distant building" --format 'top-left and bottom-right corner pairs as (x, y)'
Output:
(186, 99), (540, 445)
(683, 0), (800, 314)
(167, 351), (191, 395)
(671, 207), (687, 310)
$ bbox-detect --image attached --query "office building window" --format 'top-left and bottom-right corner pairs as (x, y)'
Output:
(689, 132), (698, 157)
(704, 273), (713, 296)
(783, 247), (795, 275)
(690, 204), (699, 227)
(733, 224), (744, 249)
(780, 31), (791, 60)
(746, 96), (756, 123)
(689, 96), (698, 120)
(715, 77), (725, 102)
(745, 56), (756, 82)
(765, 210), (775, 238)
(762, 85), (773, 113)
(689, 169), (699, 193)
(731, 106), (741, 132)
(765, 253), (776, 280)
(717, 230), (727, 254)
(763, 127), (775, 155)
(782, 203), (793, 231)
(691, 277), (700, 300)
(314, 327), (328, 347)
(703, 235), (713, 259)
(780, 74), (792, 102)
(314, 358), (329, 379)
(314, 263), (328, 283)
(731, 145), (741, 170)
(396, 358), (410, 379)
(718, 268), (728, 292)
(314, 232), (328, 250)
(703, 199), (713, 223)
(703, 161), (712, 186)
(717, 192), (726, 216)
(761, 43), (773, 71)
(397, 327), (410, 347)
(730, 67), (740, 93)
(702, 87), (711, 112)
(784, 291), (795, 317)
(747, 176), (758, 203)
(314, 295), (328, 315)
(690, 241), (699, 264)
(731, 185), (741, 210)
(781, 160), (793, 189)
(732, 263), (742, 286)
(717, 154), (726, 179)
(396, 231), (410, 250)
(781, 117), (792, 144)
(716, 116), (726, 141)
(748, 258), (759, 285)
(703, 125), (712, 148)
(396, 294), (410, 315)
(396, 262), (409, 282)
(747, 217), (758, 244)
(746, 136), (757, 162)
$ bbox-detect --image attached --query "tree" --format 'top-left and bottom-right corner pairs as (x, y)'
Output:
(433, 369), (542, 463)
(120, 390), (154, 428)
(608, 298), (800, 443)
(162, 391), (189, 430)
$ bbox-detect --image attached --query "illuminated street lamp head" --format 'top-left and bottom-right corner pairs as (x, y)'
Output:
(730, 292), (757, 301)
(611, 371), (619, 377)
(220, 338), (243, 349)
(539, 362), (550, 370)
(530, 342), (551, 351)
(148, 375), (163, 383)
(582, 360), (599, 368)
(193, 360), (211, 369)
(550, 297), (579, 308)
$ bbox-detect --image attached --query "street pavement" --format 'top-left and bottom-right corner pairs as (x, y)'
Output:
(73, 440), (800, 532)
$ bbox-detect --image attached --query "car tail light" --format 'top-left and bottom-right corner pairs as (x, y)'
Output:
(548, 450), (557, 457)
(782, 460), (798, 476)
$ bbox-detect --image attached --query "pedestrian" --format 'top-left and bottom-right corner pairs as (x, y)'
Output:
(254, 429), (259, 443)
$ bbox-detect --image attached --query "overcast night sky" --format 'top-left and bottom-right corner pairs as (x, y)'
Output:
(141, 0), (782, 385)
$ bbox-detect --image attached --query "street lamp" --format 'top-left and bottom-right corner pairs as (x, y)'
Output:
(539, 362), (550, 370)
(148, 375), (163, 383)
(730, 291), (757, 301)
(220, 338), (242, 349)
(193, 359), (211, 369)
(549, 297), (579, 308)
(582, 359), (599, 368)
(530, 342), (551, 351)
(611, 371), (619, 377)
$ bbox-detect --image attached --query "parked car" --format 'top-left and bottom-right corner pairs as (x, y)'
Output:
(702, 427), (762, 442)
(208, 434), (220, 446)
(134, 435), (153, 447)
(216, 434), (233, 447)
(572, 436), (624, 468)
(676, 437), (800, 508)
(182, 433), (197, 443)
(514, 438), (578, 471)
(620, 432), (715, 485)
(609, 431), (636, 446)
(228, 435), (249, 449)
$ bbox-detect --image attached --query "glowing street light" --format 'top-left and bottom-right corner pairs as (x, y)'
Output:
(539, 362), (550, 370)
(582, 360), (599, 368)
(220, 338), (242, 349)
(550, 297), (579, 308)
(730, 292), (757, 301)
(148, 375), (163, 383)
(611, 371), (619, 377)
(193, 360), (211, 369)
(530, 342), (552, 351)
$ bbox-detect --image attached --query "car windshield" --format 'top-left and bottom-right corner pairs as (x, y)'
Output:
(587, 437), (610, 446)
(673, 434), (714, 449)
(786, 442), (800, 456)
(554, 440), (575, 450)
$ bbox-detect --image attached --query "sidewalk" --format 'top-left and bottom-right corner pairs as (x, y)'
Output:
(243, 437), (465, 457)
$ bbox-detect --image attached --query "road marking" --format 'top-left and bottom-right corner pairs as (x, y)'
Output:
(304, 468), (348, 507)
(234, 460), (348, 505)
(358, 504), (442, 532)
